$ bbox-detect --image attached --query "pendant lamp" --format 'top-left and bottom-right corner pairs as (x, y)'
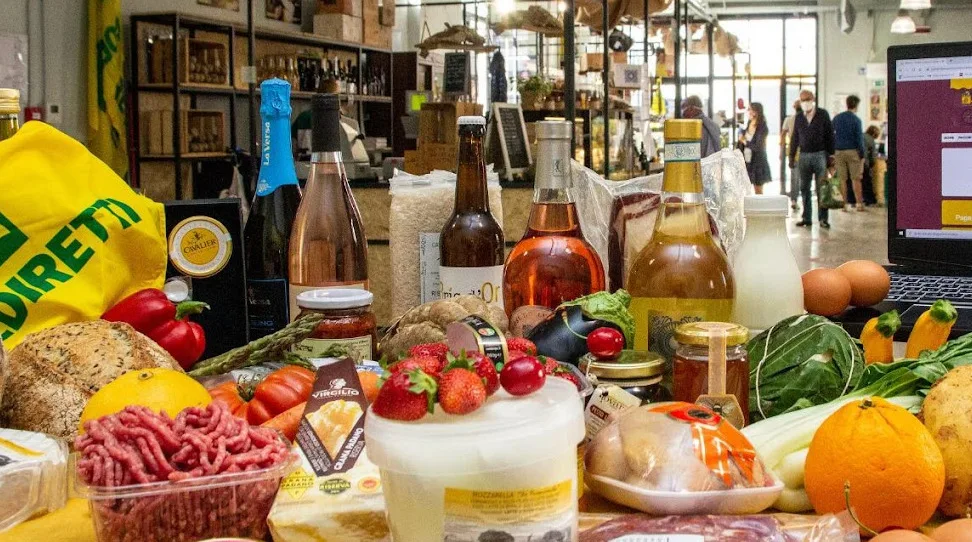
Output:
(891, 10), (917, 34)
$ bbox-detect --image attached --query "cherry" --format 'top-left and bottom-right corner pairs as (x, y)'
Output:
(500, 356), (546, 396)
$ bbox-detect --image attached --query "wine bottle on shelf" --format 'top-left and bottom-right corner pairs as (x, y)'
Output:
(439, 116), (505, 309)
(503, 120), (605, 335)
(243, 79), (302, 340)
(625, 119), (734, 357)
(288, 93), (369, 317)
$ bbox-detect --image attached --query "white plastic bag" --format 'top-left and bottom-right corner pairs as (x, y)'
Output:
(388, 170), (504, 320)
(573, 148), (750, 290)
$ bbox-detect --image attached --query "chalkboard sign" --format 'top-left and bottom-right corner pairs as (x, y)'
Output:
(443, 52), (470, 96)
(492, 103), (531, 180)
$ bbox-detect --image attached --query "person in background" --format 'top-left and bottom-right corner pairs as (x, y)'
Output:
(833, 95), (866, 212)
(789, 89), (835, 229)
(864, 125), (884, 207)
(780, 100), (802, 209)
(739, 102), (771, 194)
(681, 95), (722, 158)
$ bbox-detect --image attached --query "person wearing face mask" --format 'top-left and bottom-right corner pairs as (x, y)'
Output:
(788, 90), (836, 229)
(780, 100), (802, 210)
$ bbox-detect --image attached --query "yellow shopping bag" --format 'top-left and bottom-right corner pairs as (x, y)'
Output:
(0, 122), (167, 347)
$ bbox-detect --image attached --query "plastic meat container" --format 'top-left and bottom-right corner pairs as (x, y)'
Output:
(0, 428), (69, 532)
(76, 458), (294, 542)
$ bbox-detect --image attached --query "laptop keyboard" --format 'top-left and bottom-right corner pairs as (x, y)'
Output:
(888, 273), (972, 304)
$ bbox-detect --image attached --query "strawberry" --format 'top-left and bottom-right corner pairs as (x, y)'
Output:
(438, 368), (487, 415)
(552, 370), (582, 390)
(444, 351), (500, 396)
(506, 337), (537, 356)
(542, 357), (560, 374)
(372, 369), (438, 421)
(389, 356), (445, 380)
(408, 342), (451, 364)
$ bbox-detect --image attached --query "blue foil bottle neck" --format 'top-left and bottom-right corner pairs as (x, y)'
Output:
(256, 79), (299, 196)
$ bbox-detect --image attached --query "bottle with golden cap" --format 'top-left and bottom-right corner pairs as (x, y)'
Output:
(0, 89), (20, 142)
(625, 119), (735, 358)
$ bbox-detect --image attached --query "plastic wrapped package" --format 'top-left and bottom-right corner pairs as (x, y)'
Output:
(580, 513), (861, 542)
(573, 149), (750, 290)
(585, 402), (782, 515)
(0, 428), (69, 532)
(388, 170), (504, 320)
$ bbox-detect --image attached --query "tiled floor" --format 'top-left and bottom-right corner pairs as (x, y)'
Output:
(786, 204), (889, 271)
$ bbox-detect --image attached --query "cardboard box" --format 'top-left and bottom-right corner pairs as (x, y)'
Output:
(313, 13), (363, 44)
(316, 0), (362, 18)
(379, 0), (394, 26)
(364, 24), (392, 50)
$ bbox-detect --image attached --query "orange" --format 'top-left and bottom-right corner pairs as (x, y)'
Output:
(79, 368), (211, 432)
(358, 370), (380, 404)
(804, 397), (945, 533)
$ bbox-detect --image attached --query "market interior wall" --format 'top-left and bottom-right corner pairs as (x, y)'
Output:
(818, 4), (972, 125)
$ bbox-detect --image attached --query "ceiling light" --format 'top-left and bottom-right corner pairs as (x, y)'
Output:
(558, 1), (567, 12)
(891, 11), (916, 34)
(900, 0), (931, 9)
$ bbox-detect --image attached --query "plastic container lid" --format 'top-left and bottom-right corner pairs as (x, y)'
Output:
(457, 115), (486, 126)
(366, 378), (584, 475)
(743, 194), (789, 216)
(0, 428), (69, 532)
(296, 288), (374, 310)
(536, 120), (572, 140)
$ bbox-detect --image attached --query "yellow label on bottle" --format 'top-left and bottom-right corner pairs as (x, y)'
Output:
(443, 480), (574, 537)
(629, 296), (733, 357)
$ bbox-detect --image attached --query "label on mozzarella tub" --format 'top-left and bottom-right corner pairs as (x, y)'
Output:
(442, 481), (575, 541)
(445, 315), (509, 366)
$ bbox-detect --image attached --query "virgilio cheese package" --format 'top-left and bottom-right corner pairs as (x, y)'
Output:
(268, 357), (389, 541)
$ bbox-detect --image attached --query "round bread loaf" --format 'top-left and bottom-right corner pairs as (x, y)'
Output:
(0, 320), (181, 441)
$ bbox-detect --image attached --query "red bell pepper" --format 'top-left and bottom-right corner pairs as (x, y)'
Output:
(102, 288), (209, 370)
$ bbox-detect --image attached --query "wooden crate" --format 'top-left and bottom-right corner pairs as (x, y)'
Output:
(140, 111), (164, 156)
(316, 0), (362, 17)
(404, 150), (428, 175)
(364, 24), (392, 50)
(423, 142), (458, 172)
(418, 102), (483, 147)
(146, 38), (230, 87)
(313, 13), (363, 43)
(379, 0), (395, 27)
(181, 110), (226, 155)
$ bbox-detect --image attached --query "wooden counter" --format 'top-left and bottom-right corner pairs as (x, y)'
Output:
(351, 180), (535, 326)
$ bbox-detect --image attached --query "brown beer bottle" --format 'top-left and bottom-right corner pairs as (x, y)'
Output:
(439, 116), (505, 309)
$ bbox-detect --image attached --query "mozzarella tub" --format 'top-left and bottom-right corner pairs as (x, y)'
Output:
(365, 378), (585, 542)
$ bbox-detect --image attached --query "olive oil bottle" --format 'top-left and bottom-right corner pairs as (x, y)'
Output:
(625, 119), (734, 358)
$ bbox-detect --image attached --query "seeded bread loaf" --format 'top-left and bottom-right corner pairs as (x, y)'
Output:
(1, 320), (182, 440)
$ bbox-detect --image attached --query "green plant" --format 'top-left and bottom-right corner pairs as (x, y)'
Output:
(517, 75), (552, 96)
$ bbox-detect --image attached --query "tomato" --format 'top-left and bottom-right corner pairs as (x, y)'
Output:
(500, 356), (546, 396)
(586, 327), (624, 360)
(208, 366), (315, 425)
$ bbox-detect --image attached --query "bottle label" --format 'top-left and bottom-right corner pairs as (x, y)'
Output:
(664, 141), (702, 162)
(294, 336), (373, 363)
(439, 265), (504, 309)
(167, 216), (233, 278)
(288, 282), (368, 322)
(628, 296), (733, 359)
(247, 278), (290, 340)
(442, 480), (575, 541)
(256, 115), (299, 196)
(509, 305), (555, 337)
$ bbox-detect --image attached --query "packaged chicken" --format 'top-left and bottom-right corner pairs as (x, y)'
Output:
(584, 402), (782, 515)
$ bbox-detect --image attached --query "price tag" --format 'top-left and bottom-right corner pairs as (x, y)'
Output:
(419, 232), (440, 303)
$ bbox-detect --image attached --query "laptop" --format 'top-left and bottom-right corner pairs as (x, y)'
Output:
(838, 41), (972, 340)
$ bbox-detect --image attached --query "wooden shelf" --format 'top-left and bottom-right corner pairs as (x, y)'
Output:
(139, 83), (236, 95)
(140, 152), (233, 161)
(141, 83), (393, 104)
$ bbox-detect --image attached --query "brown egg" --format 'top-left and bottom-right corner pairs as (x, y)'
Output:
(802, 268), (852, 317)
(932, 519), (972, 542)
(837, 260), (891, 307)
(871, 531), (934, 542)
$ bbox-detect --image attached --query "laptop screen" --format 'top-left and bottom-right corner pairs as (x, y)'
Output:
(894, 55), (972, 240)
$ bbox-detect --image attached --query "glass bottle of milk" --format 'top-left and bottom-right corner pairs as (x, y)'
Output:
(731, 195), (804, 333)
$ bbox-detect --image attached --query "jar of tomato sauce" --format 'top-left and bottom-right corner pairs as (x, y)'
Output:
(295, 289), (377, 362)
(673, 322), (750, 424)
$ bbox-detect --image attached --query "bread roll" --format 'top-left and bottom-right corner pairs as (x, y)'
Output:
(1, 320), (181, 440)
